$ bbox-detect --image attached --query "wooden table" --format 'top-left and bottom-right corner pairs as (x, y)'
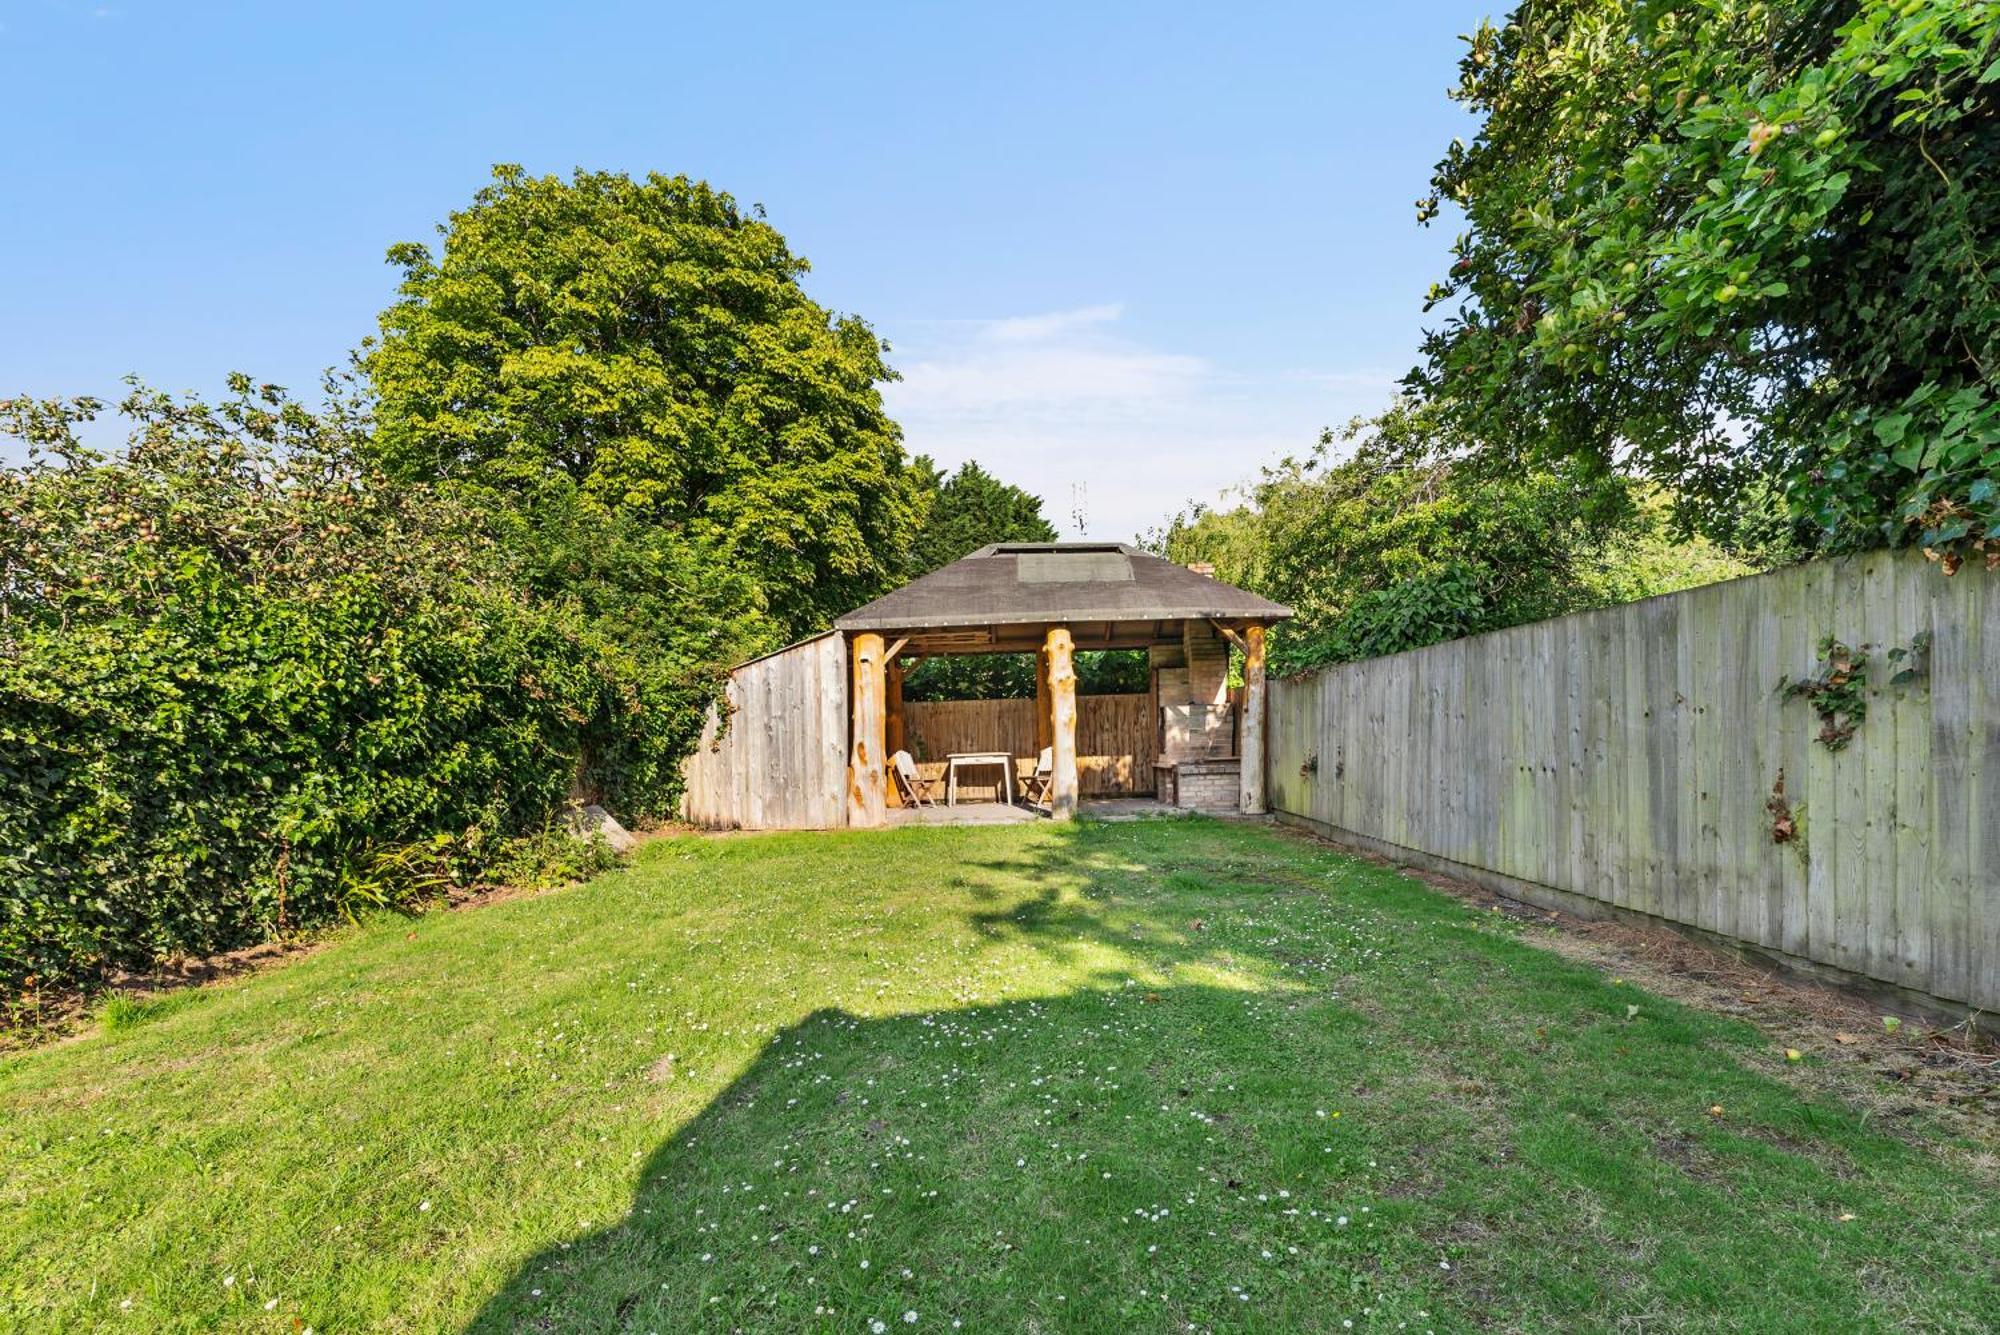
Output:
(944, 751), (1017, 807)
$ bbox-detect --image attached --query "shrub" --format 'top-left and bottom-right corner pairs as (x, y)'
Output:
(0, 379), (686, 994)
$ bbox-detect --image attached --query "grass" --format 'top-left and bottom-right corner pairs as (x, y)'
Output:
(1, 818), (1993, 1333)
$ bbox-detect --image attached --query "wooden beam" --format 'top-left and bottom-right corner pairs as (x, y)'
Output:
(1209, 619), (1250, 655)
(1239, 622), (1267, 815)
(884, 637), (910, 662)
(847, 632), (887, 827)
(1046, 626), (1078, 821)
(884, 622), (1193, 657)
(885, 656), (907, 806)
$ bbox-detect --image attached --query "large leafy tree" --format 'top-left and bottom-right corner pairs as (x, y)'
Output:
(365, 165), (923, 639)
(1413, 0), (1999, 568)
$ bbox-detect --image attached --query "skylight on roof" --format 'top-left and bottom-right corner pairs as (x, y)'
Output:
(1015, 550), (1134, 584)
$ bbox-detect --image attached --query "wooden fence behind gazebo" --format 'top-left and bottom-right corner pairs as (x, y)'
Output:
(902, 694), (1157, 798)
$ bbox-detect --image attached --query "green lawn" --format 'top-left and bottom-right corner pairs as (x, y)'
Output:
(2, 819), (1993, 1333)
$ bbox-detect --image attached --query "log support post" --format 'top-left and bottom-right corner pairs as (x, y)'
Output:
(884, 655), (906, 807)
(1239, 621), (1267, 814)
(1045, 626), (1078, 821)
(1035, 646), (1053, 754)
(848, 632), (887, 827)
(885, 657), (907, 758)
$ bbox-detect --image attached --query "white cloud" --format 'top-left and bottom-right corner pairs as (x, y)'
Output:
(983, 303), (1125, 343)
(881, 306), (1398, 541)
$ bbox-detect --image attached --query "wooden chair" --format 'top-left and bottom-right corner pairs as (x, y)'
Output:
(891, 750), (935, 808)
(1019, 747), (1053, 808)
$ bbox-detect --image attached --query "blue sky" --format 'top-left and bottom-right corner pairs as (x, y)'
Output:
(0, 0), (1493, 538)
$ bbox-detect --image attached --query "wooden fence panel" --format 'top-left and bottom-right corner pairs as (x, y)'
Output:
(1266, 552), (1999, 1012)
(680, 633), (849, 829)
(903, 693), (1157, 797)
(1079, 693), (1158, 796)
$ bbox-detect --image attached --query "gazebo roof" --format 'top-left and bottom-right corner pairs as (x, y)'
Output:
(833, 543), (1292, 633)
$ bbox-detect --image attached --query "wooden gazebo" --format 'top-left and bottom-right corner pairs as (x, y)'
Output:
(833, 543), (1291, 825)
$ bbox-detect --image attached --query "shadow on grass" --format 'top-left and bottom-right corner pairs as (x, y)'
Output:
(464, 821), (1997, 1332)
(463, 989), (1406, 1333)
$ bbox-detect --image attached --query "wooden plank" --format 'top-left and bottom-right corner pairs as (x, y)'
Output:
(1799, 561), (1839, 965)
(1734, 567), (1781, 950)
(1558, 617), (1584, 896)
(1617, 603), (1650, 914)
(1565, 610), (1592, 908)
(1974, 568), (2000, 1011)
(1792, 559), (1824, 955)
(1827, 557), (1873, 974)
(1889, 559), (1931, 988)
(1928, 566), (1976, 1005)
(1691, 587), (1723, 937)
(1582, 611), (1615, 909)
(1669, 587), (1701, 933)
(1427, 642), (1449, 858)
(823, 634), (850, 825)
(1854, 555), (1900, 982)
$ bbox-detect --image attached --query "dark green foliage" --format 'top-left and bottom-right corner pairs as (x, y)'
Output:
(1280, 566), (1490, 669)
(903, 653), (1036, 702)
(902, 457), (1058, 577)
(1077, 649), (1151, 695)
(901, 649), (1149, 702)
(1413, 0), (1999, 565)
(0, 380), (665, 994)
(1776, 630), (1929, 751)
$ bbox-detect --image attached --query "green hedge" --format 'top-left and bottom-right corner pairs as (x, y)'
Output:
(0, 382), (703, 996)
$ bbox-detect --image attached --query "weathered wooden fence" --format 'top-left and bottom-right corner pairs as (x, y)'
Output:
(1267, 552), (1998, 1012)
(680, 632), (849, 830)
(904, 693), (1157, 797)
